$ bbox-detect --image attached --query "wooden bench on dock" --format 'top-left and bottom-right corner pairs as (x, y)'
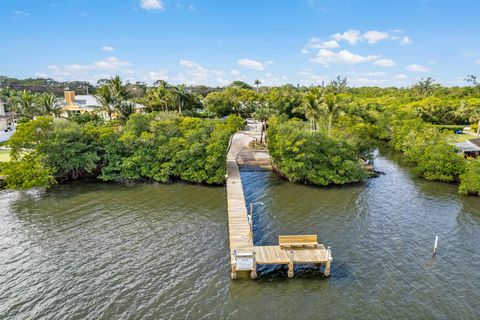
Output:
(279, 235), (318, 249)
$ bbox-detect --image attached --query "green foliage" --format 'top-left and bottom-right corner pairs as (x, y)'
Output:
(267, 117), (368, 186)
(391, 119), (466, 182)
(415, 144), (465, 182)
(458, 160), (480, 196)
(204, 86), (261, 117)
(229, 80), (253, 90)
(334, 121), (378, 161)
(0, 155), (55, 189)
(3, 114), (244, 188)
(69, 112), (104, 125)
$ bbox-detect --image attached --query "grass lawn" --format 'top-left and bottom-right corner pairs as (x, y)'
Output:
(0, 149), (11, 162)
(447, 133), (477, 143)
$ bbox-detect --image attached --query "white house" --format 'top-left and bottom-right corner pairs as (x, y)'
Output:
(61, 89), (146, 120)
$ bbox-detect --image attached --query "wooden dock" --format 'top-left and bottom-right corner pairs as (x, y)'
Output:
(226, 131), (332, 279)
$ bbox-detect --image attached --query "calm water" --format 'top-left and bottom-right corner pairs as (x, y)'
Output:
(1, 152), (480, 319)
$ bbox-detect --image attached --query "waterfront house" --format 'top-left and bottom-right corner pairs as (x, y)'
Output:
(61, 89), (146, 120)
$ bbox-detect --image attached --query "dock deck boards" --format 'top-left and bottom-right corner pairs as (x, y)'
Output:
(255, 245), (328, 264)
(226, 131), (332, 278)
(226, 160), (253, 263)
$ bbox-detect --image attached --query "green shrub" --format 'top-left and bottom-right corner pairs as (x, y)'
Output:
(391, 119), (467, 183)
(267, 118), (368, 186)
(459, 160), (480, 196)
(3, 114), (244, 189)
(415, 144), (465, 182)
(0, 155), (55, 189)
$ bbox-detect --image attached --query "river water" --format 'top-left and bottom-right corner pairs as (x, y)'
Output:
(1, 151), (479, 319)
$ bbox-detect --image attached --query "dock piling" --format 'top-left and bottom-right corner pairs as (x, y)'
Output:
(433, 236), (438, 256)
(324, 246), (332, 277)
(250, 251), (257, 279)
(288, 251), (294, 278)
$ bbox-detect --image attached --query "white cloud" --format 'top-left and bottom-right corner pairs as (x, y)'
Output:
(140, 0), (165, 11)
(374, 58), (396, 67)
(363, 31), (389, 44)
(406, 64), (429, 72)
(346, 71), (387, 77)
(401, 36), (412, 45)
(179, 59), (200, 68)
(311, 49), (379, 66)
(230, 69), (240, 76)
(13, 10), (30, 16)
(297, 69), (328, 84)
(392, 74), (408, 80)
(237, 59), (269, 70)
(41, 57), (133, 82)
(321, 40), (340, 49)
(331, 30), (362, 45)
(328, 29), (410, 45)
(475, 59), (480, 64)
(301, 48), (310, 54)
(306, 38), (340, 49)
(176, 59), (228, 85)
(146, 69), (169, 81)
(94, 57), (131, 70)
(262, 73), (288, 85)
(101, 46), (115, 52)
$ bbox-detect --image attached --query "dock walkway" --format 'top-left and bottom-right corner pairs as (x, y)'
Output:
(226, 125), (332, 279)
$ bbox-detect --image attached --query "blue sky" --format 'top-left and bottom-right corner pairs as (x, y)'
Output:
(1, 0), (479, 87)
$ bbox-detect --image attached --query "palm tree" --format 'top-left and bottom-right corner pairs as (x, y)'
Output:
(95, 84), (116, 120)
(150, 86), (173, 112)
(0, 88), (17, 113)
(153, 79), (169, 88)
(294, 87), (323, 131)
(38, 92), (64, 117)
(95, 76), (129, 120)
(253, 105), (275, 144)
(172, 85), (188, 114)
(13, 90), (39, 119)
(254, 79), (261, 93)
(322, 92), (342, 136)
(109, 75), (128, 100)
(117, 101), (135, 122)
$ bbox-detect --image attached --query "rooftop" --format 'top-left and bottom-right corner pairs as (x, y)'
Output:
(454, 140), (480, 152)
(64, 94), (146, 110)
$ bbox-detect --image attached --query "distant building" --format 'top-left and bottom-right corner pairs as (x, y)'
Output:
(61, 89), (146, 120)
(0, 102), (6, 131)
(455, 138), (480, 158)
(0, 102), (16, 132)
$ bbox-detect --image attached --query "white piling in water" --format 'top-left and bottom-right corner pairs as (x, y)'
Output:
(433, 236), (438, 256)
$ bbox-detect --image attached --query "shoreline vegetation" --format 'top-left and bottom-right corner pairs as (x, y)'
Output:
(0, 114), (244, 189)
(0, 75), (479, 196)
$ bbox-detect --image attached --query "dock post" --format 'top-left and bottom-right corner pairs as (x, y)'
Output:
(231, 250), (238, 280)
(231, 264), (238, 280)
(324, 246), (332, 277)
(250, 251), (257, 279)
(288, 251), (294, 278)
